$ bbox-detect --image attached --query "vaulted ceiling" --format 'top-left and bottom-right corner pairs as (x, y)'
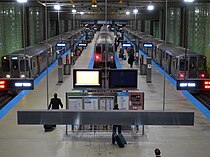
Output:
(2, 0), (210, 20)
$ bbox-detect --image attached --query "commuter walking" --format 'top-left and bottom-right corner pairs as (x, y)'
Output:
(128, 53), (135, 68)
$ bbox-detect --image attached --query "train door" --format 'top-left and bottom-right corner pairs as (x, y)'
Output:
(20, 59), (30, 78)
(170, 57), (176, 78)
(167, 54), (172, 74)
(198, 57), (207, 78)
(188, 57), (197, 78)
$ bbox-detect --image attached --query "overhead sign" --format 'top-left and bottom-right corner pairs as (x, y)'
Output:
(177, 79), (210, 90)
(56, 42), (66, 47)
(122, 43), (132, 47)
(0, 78), (34, 90)
(78, 43), (87, 47)
(143, 43), (153, 48)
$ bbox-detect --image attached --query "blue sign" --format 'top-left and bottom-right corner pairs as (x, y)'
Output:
(143, 43), (153, 48)
(56, 42), (66, 47)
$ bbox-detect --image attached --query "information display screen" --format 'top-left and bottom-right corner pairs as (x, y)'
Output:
(73, 69), (102, 89)
(109, 69), (138, 89)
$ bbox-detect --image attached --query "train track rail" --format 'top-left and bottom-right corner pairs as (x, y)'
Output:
(192, 91), (210, 110)
(0, 91), (18, 110)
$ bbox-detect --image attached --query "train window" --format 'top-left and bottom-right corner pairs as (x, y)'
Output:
(2, 60), (10, 72)
(32, 59), (37, 68)
(180, 59), (188, 71)
(12, 60), (18, 70)
(96, 46), (101, 54)
(108, 45), (113, 52)
(189, 60), (196, 70)
(198, 59), (206, 71)
(20, 60), (29, 71)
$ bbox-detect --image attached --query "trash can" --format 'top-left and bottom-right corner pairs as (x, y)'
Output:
(64, 64), (71, 75)
(140, 64), (147, 75)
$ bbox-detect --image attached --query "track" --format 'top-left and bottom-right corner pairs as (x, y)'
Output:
(0, 91), (18, 110)
(192, 91), (210, 110)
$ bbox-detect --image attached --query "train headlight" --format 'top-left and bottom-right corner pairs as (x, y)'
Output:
(6, 75), (10, 78)
(20, 74), (26, 78)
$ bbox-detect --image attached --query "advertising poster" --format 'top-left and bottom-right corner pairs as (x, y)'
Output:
(99, 96), (114, 110)
(117, 92), (129, 110)
(67, 96), (83, 110)
(84, 96), (98, 110)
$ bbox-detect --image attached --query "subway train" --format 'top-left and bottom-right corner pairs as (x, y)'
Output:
(94, 26), (116, 68)
(0, 28), (84, 79)
(123, 27), (208, 79)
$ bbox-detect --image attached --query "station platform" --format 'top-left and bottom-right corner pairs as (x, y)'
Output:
(0, 34), (210, 157)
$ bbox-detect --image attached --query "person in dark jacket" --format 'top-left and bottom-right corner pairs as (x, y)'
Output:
(128, 53), (135, 68)
(112, 103), (122, 144)
(154, 148), (161, 157)
(48, 93), (63, 110)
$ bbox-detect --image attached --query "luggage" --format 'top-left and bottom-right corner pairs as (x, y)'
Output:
(43, 125), (56, 132)
(115, 134), (127, 148)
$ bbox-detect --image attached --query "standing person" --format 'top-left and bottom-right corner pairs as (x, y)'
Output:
(154, 148), (161, 157)
(44, 93), (63, 131)
(112, 103), (122, 144)
(128, 53), (135, 68)
(48, 93), (63, 110)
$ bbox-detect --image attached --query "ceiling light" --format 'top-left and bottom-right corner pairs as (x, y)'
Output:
(133, 9), (138, 14)
(80, 11), (84, 15)
(126, 11), (130, 15)
(72, 9), (76, 13)
(54, 4), (60, 10)
(184, 0), (194, 2)
(147, 5), (154, 11)
(17, 0), (27, 3)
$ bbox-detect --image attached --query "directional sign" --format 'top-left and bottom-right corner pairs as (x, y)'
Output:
(177, 79), (210, 90)
(0, 78), (34, 90)
(56, 42), (66, 47)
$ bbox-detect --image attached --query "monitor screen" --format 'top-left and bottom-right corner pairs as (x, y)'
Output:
(109, 69), (138, 89)
(73, 69), (102, 89)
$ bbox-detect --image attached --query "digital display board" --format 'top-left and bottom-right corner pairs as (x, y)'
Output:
(73, 69), (102, 89)
(0, 78), (34, 90)
(177, 79), (210, 90)
(109, 69), (138, 89)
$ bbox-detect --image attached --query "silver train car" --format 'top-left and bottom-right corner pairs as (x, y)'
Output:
(94, 26), (115, 68)
(123, 27), (208, 79)
(0, 28), (84, 78)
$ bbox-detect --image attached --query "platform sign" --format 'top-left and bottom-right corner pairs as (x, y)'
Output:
(0, 78), (34, 90)
(117, 92), (129, 110)
(143, 43), (153, 48)
(67, 96), (83, 110)
(78, 43), (87, 47)
(177, 79), (210, 90)
(122, 43), (132, 47)
(84, 96), (98, 110)
(56, 42), (66, 47)
(99, 96), (114, 110)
